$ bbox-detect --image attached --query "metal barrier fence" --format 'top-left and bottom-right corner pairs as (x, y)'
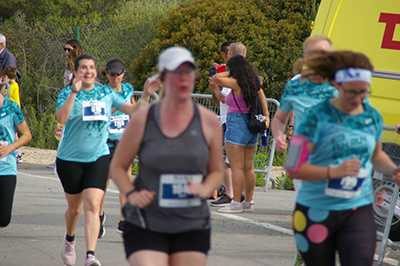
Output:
(372, 125), (400, 264)
(133, 92), (280, 190)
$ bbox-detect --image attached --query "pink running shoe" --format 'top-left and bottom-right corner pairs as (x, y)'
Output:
(217, 201), (243, 213)
(61, 234), (76, 266)
(85, 254), (101, 266)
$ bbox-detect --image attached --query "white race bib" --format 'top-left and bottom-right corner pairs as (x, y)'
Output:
(82, 101), (108, 122)
(109, 115), (129, 134)
(325, 164), (370, 199)
(0, 141), (8, 162)
(159, 174), (203, 208)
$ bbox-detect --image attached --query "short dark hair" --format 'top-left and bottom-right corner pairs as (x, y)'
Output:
(3, 65), (17, 80)
(74, 54), (95, 71)
(221, 41), (233, 54)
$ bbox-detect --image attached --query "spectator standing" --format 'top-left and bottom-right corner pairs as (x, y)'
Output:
(63, 39), (84, 87)
(212, 55), (268, 213)
(2, 65), (20, 107)
(0, 34), (17, 72)
(209, 41), (234, 205)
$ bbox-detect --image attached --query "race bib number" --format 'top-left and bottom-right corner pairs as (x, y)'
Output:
(159, 174), (203, 208)
(0, 141), (8, 162)
(82, 101), (108, 122)
(325, 165), (370, 199)
(109, 115), (129, 134)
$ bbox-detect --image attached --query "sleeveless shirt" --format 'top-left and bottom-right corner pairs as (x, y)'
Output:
(123, 101), (211, 233)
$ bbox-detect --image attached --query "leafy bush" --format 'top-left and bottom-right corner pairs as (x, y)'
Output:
(131, 0), (320, 99)
(23, 105), (58, 149)
(275, 172), (294, 190)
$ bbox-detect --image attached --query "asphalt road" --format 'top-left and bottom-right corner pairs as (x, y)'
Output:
(0, 163), (398, 266)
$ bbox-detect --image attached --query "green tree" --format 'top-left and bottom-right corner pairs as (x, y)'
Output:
(0, 0), (128, 24)
(131, 0), (320, 99)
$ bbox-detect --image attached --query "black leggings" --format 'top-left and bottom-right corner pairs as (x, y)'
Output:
(0, 175), (17, 227)
(293, 203), (376, 266)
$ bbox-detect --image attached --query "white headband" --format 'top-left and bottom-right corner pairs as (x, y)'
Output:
(335, 68), (372, 84)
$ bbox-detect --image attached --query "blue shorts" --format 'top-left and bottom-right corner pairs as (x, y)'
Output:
(224, 112), (259, 147)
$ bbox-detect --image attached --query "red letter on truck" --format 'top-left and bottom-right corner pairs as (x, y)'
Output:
(379, 13), (400, 50)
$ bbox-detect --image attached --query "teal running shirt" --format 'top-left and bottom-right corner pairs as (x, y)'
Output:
(105, 82), (133, 146)
(56, 84), (126, 162)
(296, 99), (382, 210)
(0, 97), (25, 175)
(279, 77), (337, 130)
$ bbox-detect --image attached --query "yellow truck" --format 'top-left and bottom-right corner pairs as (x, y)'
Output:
(312, 0), (400, 127)
(311, 0), (400, 241)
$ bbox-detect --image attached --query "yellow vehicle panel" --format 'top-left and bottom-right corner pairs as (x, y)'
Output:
(312, 0), (400, 128)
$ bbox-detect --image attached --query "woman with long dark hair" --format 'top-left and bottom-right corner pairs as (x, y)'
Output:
(63, 39), (84, 87)
(212, 55), (266, 213)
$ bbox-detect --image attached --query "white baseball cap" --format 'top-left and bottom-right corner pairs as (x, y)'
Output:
(157, 46), (197, 73)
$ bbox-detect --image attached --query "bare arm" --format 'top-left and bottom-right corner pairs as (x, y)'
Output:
(288, 142), (363, 181)
(258, 89), (270, 128)
(212, 71), (240, 94)
(0, 121), (32, 157)
(271, 108), (291, 152)
(56, 81), (80, 124)
(118, 78), (161, 116)
(209, 77), (226, 103)
(371, 140), (400, 178)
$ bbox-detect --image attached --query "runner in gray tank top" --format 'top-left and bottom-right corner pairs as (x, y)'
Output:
(110, 46), (224, 266)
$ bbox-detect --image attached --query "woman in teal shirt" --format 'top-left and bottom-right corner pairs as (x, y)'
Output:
(289, 50), (400, 266)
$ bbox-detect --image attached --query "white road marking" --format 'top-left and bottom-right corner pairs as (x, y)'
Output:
(214, 212), (294, 235)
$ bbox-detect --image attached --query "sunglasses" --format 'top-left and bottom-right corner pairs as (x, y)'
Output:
(64, 47), (72, 52)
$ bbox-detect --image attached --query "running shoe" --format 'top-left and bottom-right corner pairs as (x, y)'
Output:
(242, 201), (254, 212)
(116, 220), (126, 234)
(61, 234), (76, 266)
(84, 254), (101, 266)
(217, 201), (243, 213)
(98, 213), (106, 239)
(210, 195), (232, 206)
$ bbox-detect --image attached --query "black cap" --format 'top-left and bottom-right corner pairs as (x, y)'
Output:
(106, 58), (124, 75)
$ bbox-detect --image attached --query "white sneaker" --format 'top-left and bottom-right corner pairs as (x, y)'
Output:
(242, 201), (254, 212)
(217, 201), (243, 213)
(61, 234), (76, 266)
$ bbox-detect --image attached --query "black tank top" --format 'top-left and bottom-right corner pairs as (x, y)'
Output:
(124, 101), (210, 233)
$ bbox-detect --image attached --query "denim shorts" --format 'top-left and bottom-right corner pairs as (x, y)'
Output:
(224, 112), (259, 147)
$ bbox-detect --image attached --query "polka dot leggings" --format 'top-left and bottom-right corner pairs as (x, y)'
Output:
(293, 203), (376, 266)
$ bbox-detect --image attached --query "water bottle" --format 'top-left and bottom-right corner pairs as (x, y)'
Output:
(261, 130), (268, 146)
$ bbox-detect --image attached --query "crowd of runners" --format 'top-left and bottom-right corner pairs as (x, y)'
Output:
(1, 32), (400, 266)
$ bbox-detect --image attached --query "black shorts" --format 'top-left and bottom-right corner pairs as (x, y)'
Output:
(107, 139), (119, 161)
(56, 155), (110, 194)
(123, 222), (210, 259)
